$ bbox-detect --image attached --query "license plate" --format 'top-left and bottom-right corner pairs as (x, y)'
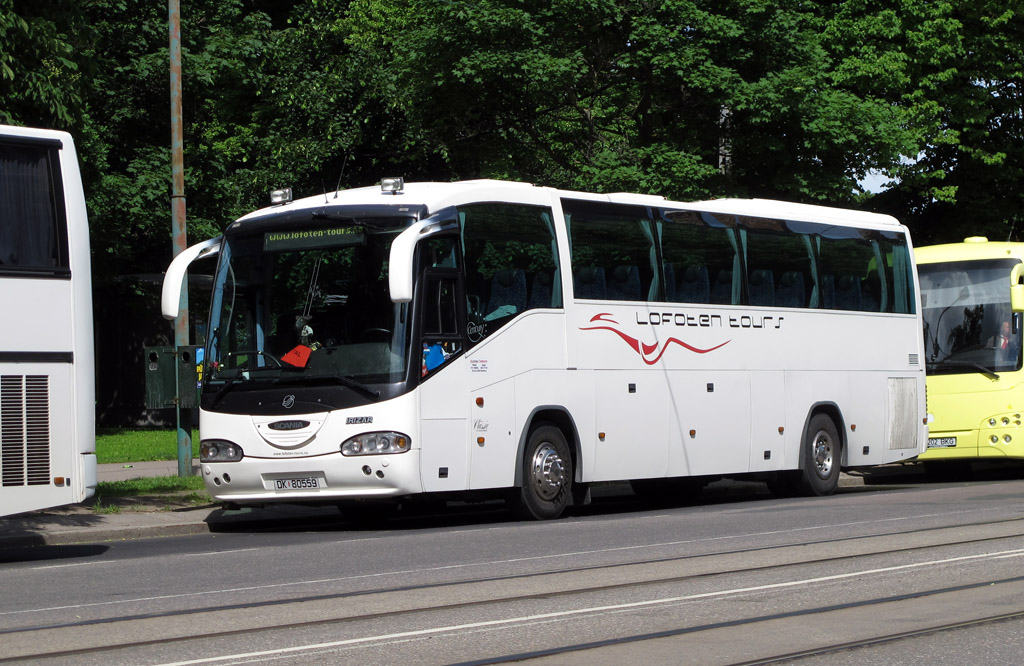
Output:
(274, 477), (322, 490)
(927, 437), (957, 448)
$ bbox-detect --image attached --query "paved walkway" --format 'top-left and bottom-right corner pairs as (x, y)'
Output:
(0, 461), (341, 549)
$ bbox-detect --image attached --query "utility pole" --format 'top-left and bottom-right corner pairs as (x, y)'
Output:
(169, 0), (192, 477)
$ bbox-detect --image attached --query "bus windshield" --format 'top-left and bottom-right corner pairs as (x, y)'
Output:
(920, 258), (1022, 376)
(205, 221), (411, 393)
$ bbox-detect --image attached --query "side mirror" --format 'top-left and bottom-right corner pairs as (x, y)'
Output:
(161, 237), (222, 319)
(388, 217), (459, 303)
(1012, 264), (1024, 313)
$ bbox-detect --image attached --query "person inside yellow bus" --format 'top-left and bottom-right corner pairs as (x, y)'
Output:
(988, 320), (1016, 356)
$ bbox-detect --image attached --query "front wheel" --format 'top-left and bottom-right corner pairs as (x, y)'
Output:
(797, 413), (841, 496)
(512, 425), (573, 520)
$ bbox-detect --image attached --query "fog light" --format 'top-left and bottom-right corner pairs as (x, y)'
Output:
(270, 187), (293, 204)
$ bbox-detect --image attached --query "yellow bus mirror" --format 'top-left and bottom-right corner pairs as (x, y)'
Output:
(1011, 264), (1024, 313)
(1012, 284), (1024, 312)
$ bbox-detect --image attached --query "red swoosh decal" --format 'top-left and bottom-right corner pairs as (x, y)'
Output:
(580, 313), (730, 365)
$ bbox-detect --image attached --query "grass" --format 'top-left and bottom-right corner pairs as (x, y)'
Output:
(96, 427), (200, 464)
(93, 429), (210, 510)
(90, 476), (210, 513)
(97, 476), (206, 495)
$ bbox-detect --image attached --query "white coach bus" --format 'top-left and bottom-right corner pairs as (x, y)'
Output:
(0, 125), (96, 517)
(162, 179), (925, 520)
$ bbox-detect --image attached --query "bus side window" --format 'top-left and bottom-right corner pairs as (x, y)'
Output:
(420, 269), (463, 375)
(564, 199), (656, 302)
(661, 210), (736, 305)
(459, 203), (560, 344)
(0, 141), (70, 273)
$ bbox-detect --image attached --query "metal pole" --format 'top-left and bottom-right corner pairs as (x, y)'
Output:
(170, 0), (192, 477)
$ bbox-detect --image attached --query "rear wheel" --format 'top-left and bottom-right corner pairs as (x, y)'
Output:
(513, 425), (572, 520)
(797, 413), (841, 496)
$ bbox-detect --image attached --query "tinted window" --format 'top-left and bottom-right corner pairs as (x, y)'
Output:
(461, 203), (560, 341)
(0, 140), (69, 274)
(661, 211), (739, 305)
(564, 199), (655, 302)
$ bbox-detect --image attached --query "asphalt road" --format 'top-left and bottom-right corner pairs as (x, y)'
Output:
(3, 468), (1024, 665)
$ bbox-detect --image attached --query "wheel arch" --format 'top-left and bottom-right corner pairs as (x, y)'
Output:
(800, 402), (847, 469)
(513, 406), (581, 487)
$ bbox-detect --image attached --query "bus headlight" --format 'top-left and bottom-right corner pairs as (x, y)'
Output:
(341, 432), (411, 456)
(201, 440), (244, 462)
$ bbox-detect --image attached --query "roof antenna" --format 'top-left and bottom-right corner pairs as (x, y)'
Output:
(333, 154), (349, 199)
(321, 180), (329, 204)
(1008, 216), (1017, 242)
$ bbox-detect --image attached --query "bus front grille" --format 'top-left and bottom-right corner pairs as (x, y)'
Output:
(1, 375), (51, 487)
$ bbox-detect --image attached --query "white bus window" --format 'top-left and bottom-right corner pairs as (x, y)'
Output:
(661, 210), (738, 305)
(739, 216), (813, 309)
(459, 203), (560, 337)
(0, 141), (70, 273)
(564, 199), (656, 302)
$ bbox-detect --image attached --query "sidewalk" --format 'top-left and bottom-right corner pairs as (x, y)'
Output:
(0, 461), (336, 549)
(0, 463), (889, 550)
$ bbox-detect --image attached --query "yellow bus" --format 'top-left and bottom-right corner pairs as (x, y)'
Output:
(917, 237), (1024, 468)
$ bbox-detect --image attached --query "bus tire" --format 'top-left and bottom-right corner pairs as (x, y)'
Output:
(797, 413), (841, 496)
(513, 425), (572, 520)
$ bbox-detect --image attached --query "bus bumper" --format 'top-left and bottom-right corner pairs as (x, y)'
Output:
(200, 451), (423, 504)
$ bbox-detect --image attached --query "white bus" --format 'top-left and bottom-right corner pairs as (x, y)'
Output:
(163, 179), (925, 520)
(0, 125), (96, 517)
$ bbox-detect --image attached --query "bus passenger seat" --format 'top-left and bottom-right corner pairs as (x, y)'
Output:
(835, 274), (862, 311)
(776, 271), (805, 308)
(710, 269), (734, 304)
(485, 269), (527, 318)
(528, 271), (553, 308)
(820, 274), (836, 309)
(607, 265), (641, 301)
(748, 269), (775, 306)
(573, 267), (607, 299)
(861, 273), (882, 312)
(676, 264), (710, 303)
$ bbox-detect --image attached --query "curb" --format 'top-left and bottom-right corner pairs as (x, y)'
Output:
(0, 521), (213, 549)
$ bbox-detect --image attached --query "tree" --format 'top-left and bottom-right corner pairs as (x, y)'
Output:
(0, 0), (87, 127)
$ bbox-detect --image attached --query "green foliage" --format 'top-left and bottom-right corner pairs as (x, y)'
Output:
(2, 0), (1023, 280)
(0, 0), (86, 127)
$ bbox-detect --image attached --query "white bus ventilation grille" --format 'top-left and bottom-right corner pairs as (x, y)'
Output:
(908, 354), (920, 366)
(887, 377), (918, 450)
(1, 375), (51, 487)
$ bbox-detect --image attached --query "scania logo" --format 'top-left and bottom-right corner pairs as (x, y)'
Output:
(269, 420), (309, 431)
(282, 395), (295, 409)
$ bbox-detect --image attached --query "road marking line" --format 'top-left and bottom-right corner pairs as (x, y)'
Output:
(151, 546), (1024, 666)
(0, 509), (1010, 617)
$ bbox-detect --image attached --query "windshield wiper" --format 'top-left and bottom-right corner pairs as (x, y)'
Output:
(210, 376), (239, 406)
(335, 375), (381, 401)
(928, 359), (1000, 380)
